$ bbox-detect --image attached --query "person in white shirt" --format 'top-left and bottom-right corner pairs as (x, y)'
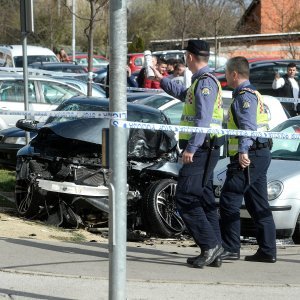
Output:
(272, 63), (299, 116)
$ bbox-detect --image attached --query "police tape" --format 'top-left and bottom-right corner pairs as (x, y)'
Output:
(0, 110), (127, 119)
(111, 120), (300, 140)
(1, 109), (300, 140)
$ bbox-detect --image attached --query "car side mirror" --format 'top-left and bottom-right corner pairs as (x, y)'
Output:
(16, 119), (39, 132)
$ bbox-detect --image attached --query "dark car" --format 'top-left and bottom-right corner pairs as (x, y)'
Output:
(29, 62), (88, 81)
(14, 96), (184, 238)
(217, 59), (300, 95)
(0, 93), (160, 169)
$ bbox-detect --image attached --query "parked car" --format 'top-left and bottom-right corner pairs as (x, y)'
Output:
(0, 45), (59, 67)
(134, 90), (288, 129)
(216, 59), (300, 95)
(14, 96), (183, 237)
(127, 53), (144, 73)
(52, 76), (106, 97)
(0, 73), (84, 129)
(213, 57), (282, 77)
(73, 54), (109, 71)
(28, 62), (88, 81)
(213, 116), (300, 244)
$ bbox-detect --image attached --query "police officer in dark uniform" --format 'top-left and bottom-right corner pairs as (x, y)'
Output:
(220, 56), (276, 263)
(152, 40), (224, 268)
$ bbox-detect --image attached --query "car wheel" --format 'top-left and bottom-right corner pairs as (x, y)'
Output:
(292, 214), (300, 244)
(15, 162), (43, 218)
(143, 179), (185, 238)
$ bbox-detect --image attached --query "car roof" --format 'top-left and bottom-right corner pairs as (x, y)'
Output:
(0, 45), (56, 56)
(249, 59), (300, 67)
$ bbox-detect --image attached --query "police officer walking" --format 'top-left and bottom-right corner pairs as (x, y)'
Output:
(152, 40), (224, 268)
(220, 56), (276, 263)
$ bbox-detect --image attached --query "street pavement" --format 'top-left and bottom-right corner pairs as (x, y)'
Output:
(0, 237), (299, 299)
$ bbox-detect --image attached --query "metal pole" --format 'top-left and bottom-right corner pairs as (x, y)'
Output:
(72, 0), (76, 61)
(22, 33), (30, 144)
(108, 0), (127, 299)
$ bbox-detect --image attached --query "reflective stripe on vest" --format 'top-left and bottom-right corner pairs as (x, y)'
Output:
(227, 88), (269, 156)
(179, 73), (223, 141)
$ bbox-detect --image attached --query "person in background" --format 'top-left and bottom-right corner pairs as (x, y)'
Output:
(136, 55), (157, 88)
(127, 65), (138, 88)
(220, 56), (276, 263)
(59, 48), (71, 63)
(272, 62), (300, 116)
(166, 58), (177, 75)
(168, 61), (186, 85)
(151, 40), (224, 269)
(144, 58), (168, 89)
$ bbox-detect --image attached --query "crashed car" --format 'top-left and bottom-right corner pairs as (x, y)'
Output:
(15, 96), (185, 237)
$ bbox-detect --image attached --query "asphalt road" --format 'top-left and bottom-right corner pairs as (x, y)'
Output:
(0, 237), (299, 299)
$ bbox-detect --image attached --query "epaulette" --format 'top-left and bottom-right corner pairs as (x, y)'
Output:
(239, 87), (257, 94)
(199, 72), (220, 89)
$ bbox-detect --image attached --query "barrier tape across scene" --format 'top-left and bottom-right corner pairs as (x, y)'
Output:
(1, 109), (300, 141)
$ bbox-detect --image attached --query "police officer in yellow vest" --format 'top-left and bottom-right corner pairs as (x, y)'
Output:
(152, 40), (224, 268)
(220, 56), (277, 263)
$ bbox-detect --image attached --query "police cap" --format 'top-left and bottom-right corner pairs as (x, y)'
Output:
(185, 40), (210, 57)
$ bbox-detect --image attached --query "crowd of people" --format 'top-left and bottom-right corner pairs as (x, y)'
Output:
(128, 56), (186, 89)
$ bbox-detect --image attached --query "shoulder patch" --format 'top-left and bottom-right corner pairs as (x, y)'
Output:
(242, 100), (250, 109)
(202, 87), (210, 95)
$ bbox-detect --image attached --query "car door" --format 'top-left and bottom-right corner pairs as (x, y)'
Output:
(0, 79), (39, 129)
(34, 80), (83, 122)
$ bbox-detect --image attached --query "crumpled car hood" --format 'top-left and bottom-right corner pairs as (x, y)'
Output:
(37, 118), (110, 145)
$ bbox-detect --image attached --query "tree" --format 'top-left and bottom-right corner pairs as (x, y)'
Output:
(63, 0), (109, 96)
(128, 35), (145, 53)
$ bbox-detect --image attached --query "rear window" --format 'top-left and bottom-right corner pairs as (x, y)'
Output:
(14, 55), (58, 67)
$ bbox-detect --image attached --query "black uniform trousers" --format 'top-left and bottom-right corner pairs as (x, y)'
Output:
(175, 147), (221, 251)
(219, 148), (276, 257)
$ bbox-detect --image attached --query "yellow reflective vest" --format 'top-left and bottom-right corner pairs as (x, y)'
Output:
(179, 73), (223, 142)
(227, 88), (269, 156)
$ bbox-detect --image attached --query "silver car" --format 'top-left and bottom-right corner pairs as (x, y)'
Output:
(0, 73), (84, 129)
(214, 116), (300, 244)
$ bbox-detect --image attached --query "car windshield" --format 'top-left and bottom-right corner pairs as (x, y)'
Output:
(136, 94), (174, 108)
(46, 101), (167, 125)
(14, 55), (58, 67)
(271, 119), (300, 160)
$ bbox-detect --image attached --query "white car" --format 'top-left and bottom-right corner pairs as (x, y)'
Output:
(214, 117), (300, 244)
(135, 90), (288, 129)
(0, 45), (59, 68)
(0, 73), (84, 129)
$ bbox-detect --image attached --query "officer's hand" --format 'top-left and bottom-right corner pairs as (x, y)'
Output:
(150, 66), (163, 81)
(182, 150), (194, 164)
(274, 72), (280, 80)
(239, 153), (251, 169)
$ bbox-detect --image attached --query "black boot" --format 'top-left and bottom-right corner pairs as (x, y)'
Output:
(193, 244), (223, 268)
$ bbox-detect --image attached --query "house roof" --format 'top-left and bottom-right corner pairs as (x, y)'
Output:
(237, 0), (260, 30)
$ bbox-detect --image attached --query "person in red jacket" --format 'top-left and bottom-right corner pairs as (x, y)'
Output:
(144, 58), (168, 89)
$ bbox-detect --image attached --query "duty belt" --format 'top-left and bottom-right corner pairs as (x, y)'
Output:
(249, 138), (273, 150)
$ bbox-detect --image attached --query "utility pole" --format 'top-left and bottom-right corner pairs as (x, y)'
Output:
(108, 0), (128, 299)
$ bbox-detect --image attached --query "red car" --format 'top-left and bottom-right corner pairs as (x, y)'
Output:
(74, 54), (109, 71)
(127, 53), (144, 73)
